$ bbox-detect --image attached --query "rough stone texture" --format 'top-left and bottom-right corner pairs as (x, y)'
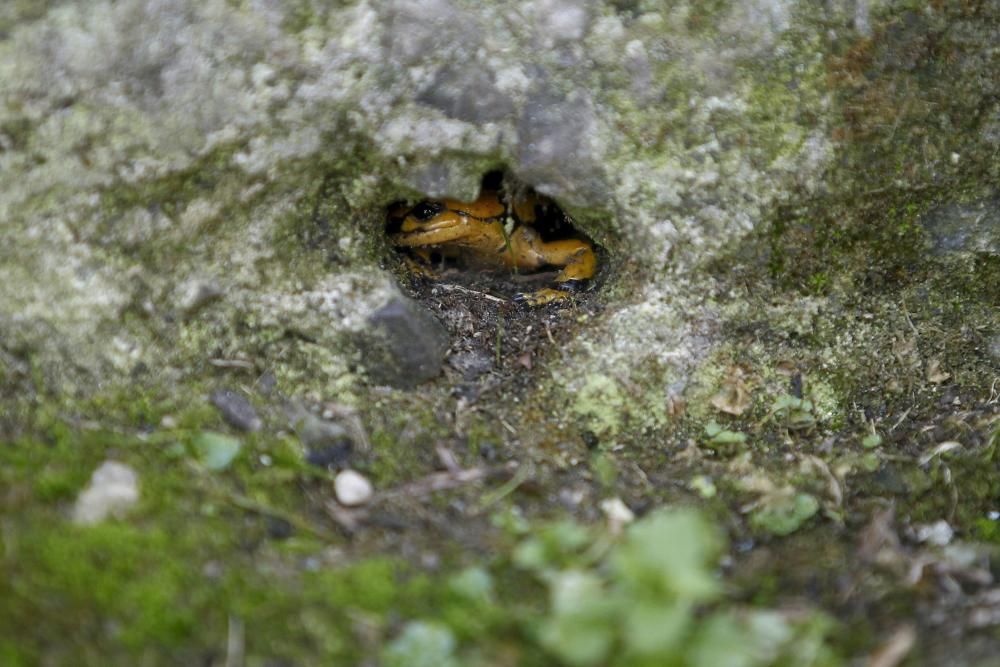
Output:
(362, 297), (450, 388)
(920, 196), (1000, 256)
(0, 0), (997, 411)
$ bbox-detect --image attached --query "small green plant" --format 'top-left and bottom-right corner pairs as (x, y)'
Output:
(190, 431), (242, 471)
(703, 420), (749, 455)
(514, 508), (836, 666)
(769, 395), (816, 430)
(807, 272), (830, 294)
(861, 433), (883, 449)
(381, 622), (460, 667)
(750, 492), (821, 537)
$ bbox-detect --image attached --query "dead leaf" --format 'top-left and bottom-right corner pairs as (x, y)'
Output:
(857, 505), (904, 568)
(710, 367), (752, 416)
(775, 360), (798, 376)
(926, 358), (951, 384)
(667, 395), (687, 417)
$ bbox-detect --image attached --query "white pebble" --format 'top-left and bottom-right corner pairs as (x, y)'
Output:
(72, 461), (140, 525)
(600, 497), (635, 534)
(335, 469), (373, 506)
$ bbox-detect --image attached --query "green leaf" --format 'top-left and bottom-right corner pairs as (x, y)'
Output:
(448, 567), (494, 603)
(751, 493), (820, 536)
(688, 613), (761, 667)
(382, 622), (459, 667)
(704, 421), (748, 445)
(539, 570), (617, 666)
(861, 433), (883, 449)
(613, 508), (722, 603)
(191, 431), (242, 471)
(688, 611), (798, 667)
(770, 395), (816, 430)
(690, 475), (717, 499)
(622, 601), (691, 657)
(513, 520), (592, 572)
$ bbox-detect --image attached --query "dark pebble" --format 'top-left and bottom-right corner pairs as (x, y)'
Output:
(305, 441), (353, 469)
(266, 516), (293, 540)
(210, 388), (262, 432)
(361, 296), (449, 388)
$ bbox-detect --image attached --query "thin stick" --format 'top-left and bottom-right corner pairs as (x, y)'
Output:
(476, 465), (528, 511)
(434, 283), (508, 303)
(209, 358), (255, 369)
(378, 467), (488, 500)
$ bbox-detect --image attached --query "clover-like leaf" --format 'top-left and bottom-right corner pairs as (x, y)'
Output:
(191, 431), (242, 471)
(751, 493), (820, 536)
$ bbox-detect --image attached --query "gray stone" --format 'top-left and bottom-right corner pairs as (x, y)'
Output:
(398, 161), (484, 201)
(1, 0), (997, 434)
(381, 0), (477, 66)
(362, 297), (449, 388)
(286, 403), (350, 446)
(515, 87), (608, 207)
(418, 66), (516, 124)
(284, 402), (355, 467)
(176, 280), (224, 318)
(532, 0), (592, 46)
(920, 197), (1000, 256)
(209, 388), (262, 432)
(448, 349), (494, 380)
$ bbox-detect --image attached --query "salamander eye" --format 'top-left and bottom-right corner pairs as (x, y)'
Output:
(410, 201), (445, 221)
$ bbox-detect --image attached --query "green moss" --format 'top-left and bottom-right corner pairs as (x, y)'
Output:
(570, 374), (627, 437)
(744, 29), (829, 167)
(0, 389), (528, 665)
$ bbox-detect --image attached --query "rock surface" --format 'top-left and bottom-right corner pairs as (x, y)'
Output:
(920, 196), (1000, 256)
(362, 297), (450, 388)
(0, 0), (996, 427)
(0, 0), (848, 391)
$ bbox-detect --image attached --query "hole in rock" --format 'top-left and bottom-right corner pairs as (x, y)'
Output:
(386, 171), (602, 306)
(383, 172), (607, 392)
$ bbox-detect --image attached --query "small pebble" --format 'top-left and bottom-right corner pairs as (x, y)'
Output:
(210, 388), (262, 432)
(266, 517), (294, 540)
(290, 407), (351, 450)
(334, 469), (374, 507)
(600, 497), (635, 534)
(72, 461), (140, 525)
(305, 442), (352, 469)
